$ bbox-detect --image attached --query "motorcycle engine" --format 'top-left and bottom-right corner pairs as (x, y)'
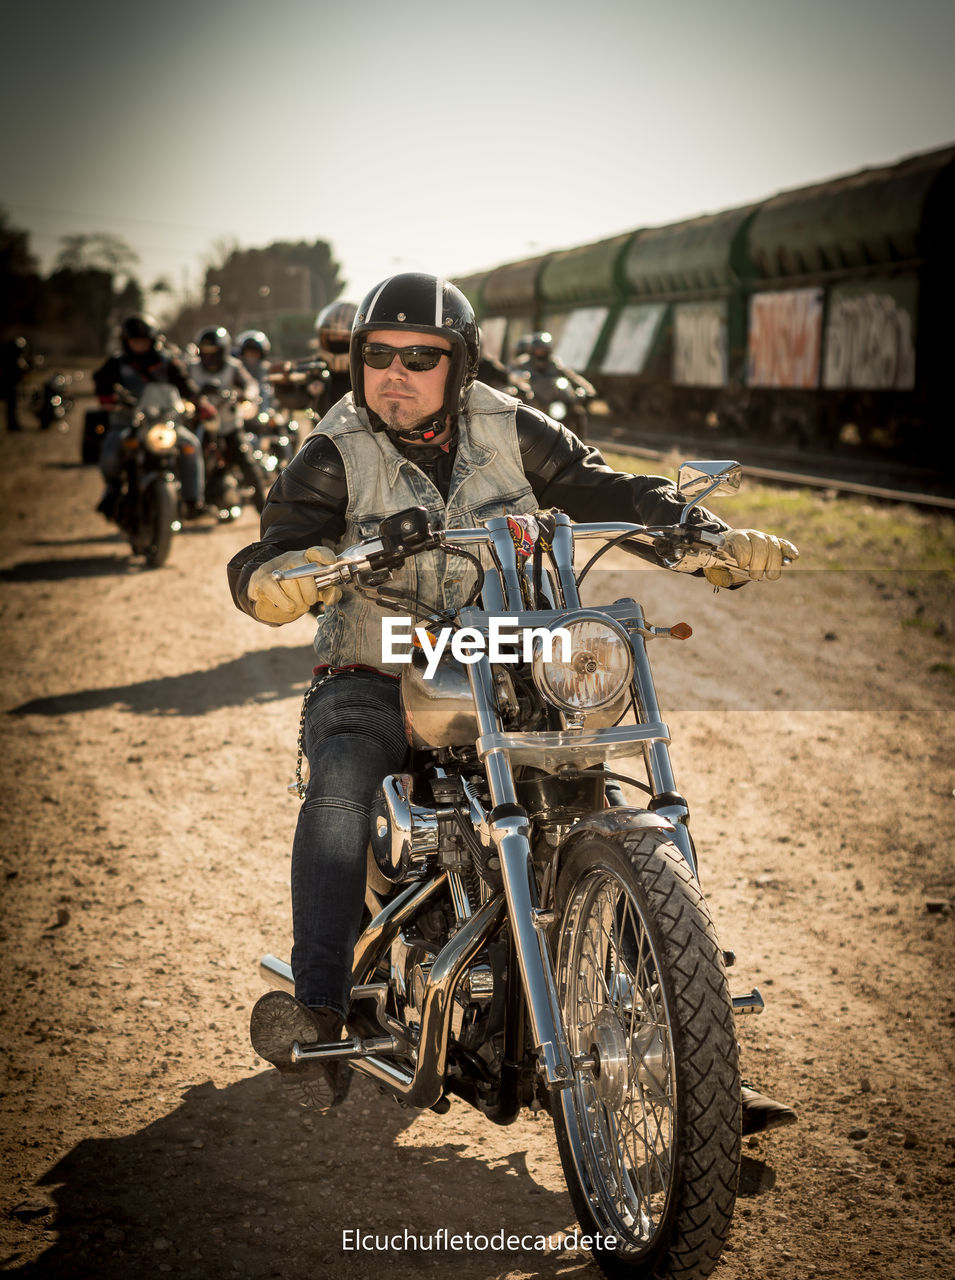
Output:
(389, 929), (494, 1049)
(389, 931), (436, 1030)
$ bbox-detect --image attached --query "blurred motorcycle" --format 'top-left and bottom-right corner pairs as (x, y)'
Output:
(33, 371), (76, 431)
(110, 384), (184, 567)
(197, 385), (269, 520)
(511, 367), (596, 442)
(248, 405), (302, 477)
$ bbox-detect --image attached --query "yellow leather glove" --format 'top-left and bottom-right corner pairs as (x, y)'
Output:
(247, 546), (341, 625)
(704, 529), (799, 587)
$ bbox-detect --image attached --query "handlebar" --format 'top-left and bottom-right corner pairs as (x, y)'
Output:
(271, 520), (744, 590)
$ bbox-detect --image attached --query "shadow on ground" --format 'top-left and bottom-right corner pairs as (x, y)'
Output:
(0, 554), (134, 583)
(9, 647), (317, 718)
(2, 1073), (613, 1280)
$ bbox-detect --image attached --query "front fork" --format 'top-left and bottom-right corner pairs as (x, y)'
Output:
(461, 591), (700, 1092)
(467, 658), (576, 1091)
(627, 606), (697, 878)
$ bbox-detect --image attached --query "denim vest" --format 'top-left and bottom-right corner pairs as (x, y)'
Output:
(310, 381), (537, 673)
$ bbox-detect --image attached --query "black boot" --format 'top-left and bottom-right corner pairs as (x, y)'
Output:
(250, 990), (352, 1109)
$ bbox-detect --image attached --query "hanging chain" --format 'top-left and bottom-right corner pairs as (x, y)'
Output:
(287, 677), (325, 799)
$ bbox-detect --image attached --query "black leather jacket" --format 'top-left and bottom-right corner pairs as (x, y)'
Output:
(228, 400), (725, 615)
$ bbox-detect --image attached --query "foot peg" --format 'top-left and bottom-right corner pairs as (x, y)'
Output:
(732, 987), (765, 1015)
(292, 982), (415, 1063)
(293, 1033), (399, 1063)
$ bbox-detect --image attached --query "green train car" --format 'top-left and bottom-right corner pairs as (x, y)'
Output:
(453, 144), (954, 465)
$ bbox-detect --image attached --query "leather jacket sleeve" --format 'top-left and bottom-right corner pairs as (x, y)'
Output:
(515, 406), (726, 532)
(93, 356), (121, 400)
(227, 434), (348, 616)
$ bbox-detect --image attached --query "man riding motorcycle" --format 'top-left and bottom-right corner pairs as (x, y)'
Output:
(510, 330), (597, 439)
(227, 272), (797, 1131)
(236, 329), (275, 411)
(93, 314), (205, 520)
(188, 326), (265, 512)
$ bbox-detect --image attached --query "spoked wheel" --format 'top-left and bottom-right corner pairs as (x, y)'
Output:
(552, 825), (740, 1279)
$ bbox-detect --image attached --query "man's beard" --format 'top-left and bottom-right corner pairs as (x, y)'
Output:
(383, 402), (440, 441)
(382, 401), (408, 430)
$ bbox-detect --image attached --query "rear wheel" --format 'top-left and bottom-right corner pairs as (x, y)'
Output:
(143, 478), (178, 568)
(552, 825), (740, 1279)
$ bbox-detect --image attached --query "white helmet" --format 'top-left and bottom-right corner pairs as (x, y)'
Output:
(236, 329), (271, 364)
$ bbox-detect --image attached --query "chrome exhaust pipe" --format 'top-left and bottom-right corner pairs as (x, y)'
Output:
(259, 874), (448, 1000)
(259, 953), (294, 994)
(257, 875), (506, 1110)
(350, 893), (506, 1109)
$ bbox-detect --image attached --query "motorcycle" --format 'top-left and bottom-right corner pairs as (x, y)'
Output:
(110, 384), (184, 567)
(32, 370), (76, 431)
(248, 405), (302, 477)
(258, 460), (778, 1278)
(196, 385), (269, 520)
(511, 365), (596, 442)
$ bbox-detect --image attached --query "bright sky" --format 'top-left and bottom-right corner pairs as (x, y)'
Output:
(3, 0), (953, 312)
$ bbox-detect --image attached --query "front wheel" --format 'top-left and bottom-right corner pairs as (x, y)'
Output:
(142, 477), (178, 567)
(551, 825), (740, 1279)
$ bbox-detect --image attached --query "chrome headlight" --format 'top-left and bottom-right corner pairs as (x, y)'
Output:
(531, 614), (634, 713)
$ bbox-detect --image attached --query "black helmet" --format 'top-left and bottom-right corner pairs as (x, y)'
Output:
(195, 325), (231, 352)
(121, 313), (160, 348)
(195, 325), (231, 369)
(350, 273), (479, 419)
(236, 328), (271, 359)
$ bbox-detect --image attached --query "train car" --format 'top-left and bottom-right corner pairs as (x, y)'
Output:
(593, 203), (760, 429)
(455, 143), (955, 466)
(738, 144), (954, 461)
(454, 253), (554, 365)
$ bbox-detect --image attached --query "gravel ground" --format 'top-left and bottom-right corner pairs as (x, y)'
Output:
(1, 414), (953, 1279)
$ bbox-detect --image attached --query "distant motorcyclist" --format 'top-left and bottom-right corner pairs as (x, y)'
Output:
(510, 330), (597, 440)
(311, 300), (356, 410)
(271, 300), (357, 419)
(93, 315), (206, 520)
(236, 329), (274, 411)
(187, 326), (266, 512)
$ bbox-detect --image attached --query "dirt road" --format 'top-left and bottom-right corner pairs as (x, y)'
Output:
(1, 420), (953, 1279)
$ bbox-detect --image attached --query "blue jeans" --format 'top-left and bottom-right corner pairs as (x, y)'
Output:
(291, 670), (408, 1017)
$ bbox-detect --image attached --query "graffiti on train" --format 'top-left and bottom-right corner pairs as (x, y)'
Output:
(673, 302), (728, 387)
(823, 288), (916, 390)
(747, 289), (823, 389)
(600, 303), (667, 375)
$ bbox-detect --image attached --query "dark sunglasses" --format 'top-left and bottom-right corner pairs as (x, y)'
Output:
(361, 342), (450, 372)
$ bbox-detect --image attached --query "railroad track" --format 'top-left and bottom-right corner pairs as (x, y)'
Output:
(590, 431), (955, 512)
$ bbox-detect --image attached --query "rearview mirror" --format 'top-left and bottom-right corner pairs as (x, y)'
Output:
(677, 460), (742, 523)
